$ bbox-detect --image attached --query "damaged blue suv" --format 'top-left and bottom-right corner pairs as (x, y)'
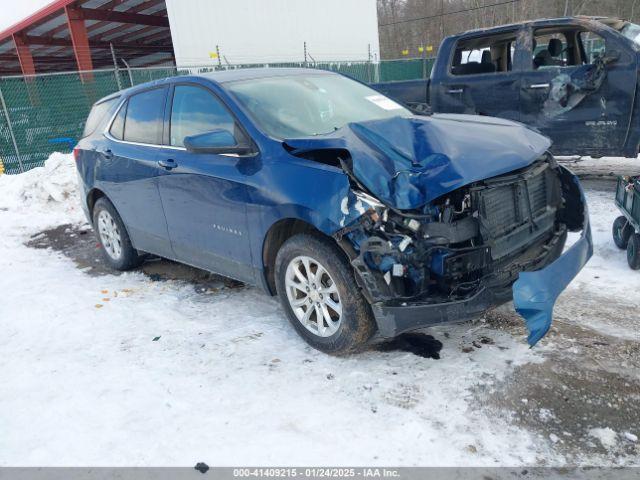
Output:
(75, 68), (592, 354)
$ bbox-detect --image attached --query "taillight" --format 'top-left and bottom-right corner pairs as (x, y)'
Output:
(73, 147), (80, 162)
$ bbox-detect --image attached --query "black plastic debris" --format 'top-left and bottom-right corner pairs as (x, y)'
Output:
(194, 462), (209, 474)
(377, 333), (443, 359)
(152, 336), (161, 342)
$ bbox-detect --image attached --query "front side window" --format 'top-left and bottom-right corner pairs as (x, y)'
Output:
(123, 88), (166, 145)
(226, 74), (411, 139)
(532, 31), (571, 69)
(170, 85), (236, 147)
(579, 31), (607, 64)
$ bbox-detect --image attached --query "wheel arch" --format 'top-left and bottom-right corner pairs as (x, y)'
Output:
(261, 217), (355, 296)
(86, 188), (107, 218)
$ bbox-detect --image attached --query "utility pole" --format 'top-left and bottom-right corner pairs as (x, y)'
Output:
(110, 43), (123, 90)
(304, 41), (308, 66)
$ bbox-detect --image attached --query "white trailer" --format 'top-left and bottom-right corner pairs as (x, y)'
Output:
(165, 0), (380, 66)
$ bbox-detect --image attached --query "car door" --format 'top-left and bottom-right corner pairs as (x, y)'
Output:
(155, 82), (255, 283)
(431, 29), (522, 121)
(519, 25), (637, 156)
(101, 86), (173, 257)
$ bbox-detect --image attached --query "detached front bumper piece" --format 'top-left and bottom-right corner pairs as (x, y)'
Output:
(513, 170), (592, 346)
(371, 168), (592, 346)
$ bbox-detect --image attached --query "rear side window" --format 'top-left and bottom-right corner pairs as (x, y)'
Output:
(83, 98), (118, 137)
(109, 101), (126, 140)
(123, 88), (167, 145)
(170, 85), (236, 147)
(451, 32), (517, 76)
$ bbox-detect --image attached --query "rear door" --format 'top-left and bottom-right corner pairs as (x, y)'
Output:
(431, 28), (522, 121)
(155, 82), (255, 282)
(519, 24), (637, 156)
(101, 86), (173, 257)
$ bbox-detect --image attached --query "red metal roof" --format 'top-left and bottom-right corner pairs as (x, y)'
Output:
(0, 0), (174, 76)
(0, 0), (75, 41)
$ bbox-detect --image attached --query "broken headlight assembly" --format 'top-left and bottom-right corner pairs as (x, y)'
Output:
(337, 155), (569, 308)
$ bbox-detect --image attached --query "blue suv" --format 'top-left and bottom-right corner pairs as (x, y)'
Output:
(75, 68), (592, 354)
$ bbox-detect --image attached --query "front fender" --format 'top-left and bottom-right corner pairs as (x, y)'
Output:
(513, 167), (593, 346)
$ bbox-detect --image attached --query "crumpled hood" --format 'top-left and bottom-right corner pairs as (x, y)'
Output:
(284, 114), (551, 210)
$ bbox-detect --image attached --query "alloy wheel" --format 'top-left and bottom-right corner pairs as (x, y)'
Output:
(284, 255), (343, 337)
(97, 210), (123, 260)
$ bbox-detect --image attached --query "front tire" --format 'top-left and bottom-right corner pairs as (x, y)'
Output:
(613, 216), (631, 249)
(92, 197), (144, 271)
(275, 234), (376, 354)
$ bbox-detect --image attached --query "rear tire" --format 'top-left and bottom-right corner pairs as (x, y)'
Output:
(92, 197), (144, 271)
(613, 216), (631, 249)
(627, 233), (640, 270)
(275, 233), (376, 354)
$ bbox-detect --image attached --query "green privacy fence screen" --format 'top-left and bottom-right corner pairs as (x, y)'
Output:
(0, 58), (434, 175)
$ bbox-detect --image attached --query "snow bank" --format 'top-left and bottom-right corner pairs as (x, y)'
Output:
(0, 152), (84, 231)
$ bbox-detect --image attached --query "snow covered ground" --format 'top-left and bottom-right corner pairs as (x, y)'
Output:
(0, 154), (638, 466)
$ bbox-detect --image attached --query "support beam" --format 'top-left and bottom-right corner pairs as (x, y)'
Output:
(79, 8), (169, 27)
(23, 35), (174, 52)
(12, 34), (36, 75)
(89, 0), (167, 40)
(64, 5), (94, 75)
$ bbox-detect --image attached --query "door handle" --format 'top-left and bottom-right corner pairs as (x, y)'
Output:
(157, 158), (178, 170)
(447, 88), (464, 94)
(101, 149), (114, 160)
(528, 83), (550, 89)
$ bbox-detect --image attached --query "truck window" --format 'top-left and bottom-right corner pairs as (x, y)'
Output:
(579, 31), (606, 64)
(451, 34), (516, 76)
(531, 29), (605, 70)
(532, 32), (570, 68)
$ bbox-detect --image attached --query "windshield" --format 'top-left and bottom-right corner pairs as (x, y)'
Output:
(621, 22), (640, 46)
(226, 74), (412, 139)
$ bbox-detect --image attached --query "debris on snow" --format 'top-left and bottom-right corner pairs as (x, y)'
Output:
(588, 427), (618, 450)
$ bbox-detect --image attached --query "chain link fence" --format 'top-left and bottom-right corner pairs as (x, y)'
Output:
(0, 58), (434, 175)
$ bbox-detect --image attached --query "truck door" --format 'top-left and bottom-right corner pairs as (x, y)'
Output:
(431, 28), (522, 122)
(519, 25), (637, 157)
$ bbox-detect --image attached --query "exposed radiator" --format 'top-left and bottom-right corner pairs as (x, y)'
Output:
(472, 160), (559, 260)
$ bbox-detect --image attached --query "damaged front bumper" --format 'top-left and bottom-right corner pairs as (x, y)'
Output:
(362, 167), (592, 347)
(513, 170), (592, 346)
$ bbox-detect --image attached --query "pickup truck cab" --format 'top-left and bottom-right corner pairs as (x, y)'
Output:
(376, 17), (640, 158)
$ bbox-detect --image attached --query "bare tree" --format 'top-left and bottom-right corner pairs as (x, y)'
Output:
(377, 0), (640, 59)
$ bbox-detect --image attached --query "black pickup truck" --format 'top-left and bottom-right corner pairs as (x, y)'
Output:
(374, 16), (640, 158)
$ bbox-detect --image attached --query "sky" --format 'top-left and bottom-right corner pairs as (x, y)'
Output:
(0, 0), (52, 32)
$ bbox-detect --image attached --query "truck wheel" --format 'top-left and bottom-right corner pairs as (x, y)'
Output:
(275, 233), (376, 354)
(92, 197), (144, 271)
(613, 216), (632, 249)
(627, 233), (640, 270)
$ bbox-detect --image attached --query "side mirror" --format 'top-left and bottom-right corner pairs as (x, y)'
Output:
(184, 129), (252, 155)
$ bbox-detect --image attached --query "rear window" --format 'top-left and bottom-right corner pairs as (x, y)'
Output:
(83, 98), (118, 137)
(123, 87), (167, 145)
